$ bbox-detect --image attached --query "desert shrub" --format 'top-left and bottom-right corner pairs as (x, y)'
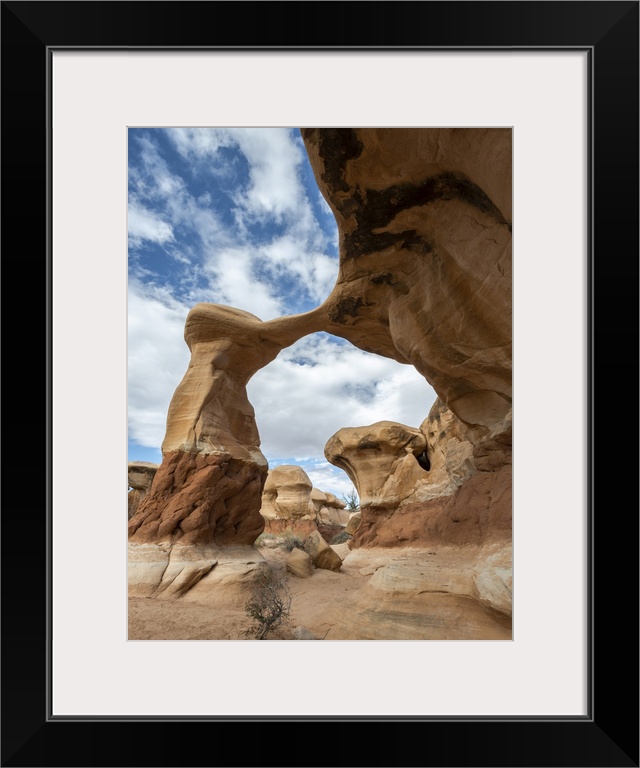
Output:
(330, 530), (352, 545)
(244, 570), (292, 640)
(282, 534), (306, 552)
(342, 488), (360, 511)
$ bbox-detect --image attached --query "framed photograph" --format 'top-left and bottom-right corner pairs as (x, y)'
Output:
(3, 1), (638, 766)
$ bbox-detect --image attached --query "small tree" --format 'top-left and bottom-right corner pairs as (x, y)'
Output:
(342, 487), (360, 511)
(244, 570), (292, 640)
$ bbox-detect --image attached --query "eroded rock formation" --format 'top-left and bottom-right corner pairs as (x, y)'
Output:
(260, 464), (349, 534)
(302, 127), (512, 431)
(304, 531), (343, 572)
(128, 306), (318, 596)
(286, 547), (314, 579)
(127, 461), (159, 520)
(261, 465), (315, 522)
(324, 397), (510, 547)
(325, 421), (429, 511)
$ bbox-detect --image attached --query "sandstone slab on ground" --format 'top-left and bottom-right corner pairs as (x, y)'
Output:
(304, 530), (343, 572)
(286, 547), (314, 578)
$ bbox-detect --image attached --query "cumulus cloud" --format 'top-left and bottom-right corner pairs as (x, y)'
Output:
(127, 279), (191, 448)
(167, 127), (307, 221)
(299, 460), (358, 501)
(247, 334), (437, 464)
(128, 203), (174, 247)
(203, 247), (284, 320)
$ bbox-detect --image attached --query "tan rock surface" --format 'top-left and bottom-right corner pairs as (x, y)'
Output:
(321, 545), (511, 639)
(325, 399), (511, 559)
(127, 304), (319, 595)
(311, 487), (350, 526)
(261, 464), (315, 521)
(128, 542), (267, 600)
(129, 544), (510, 640)
(325, 420), (429, 510)
(352, 456), (511, 550)
(262, 518), (318, 538)
(345, 511), (362, 536)
(286, 547), (314, 578)
(304, 530), (343, 572)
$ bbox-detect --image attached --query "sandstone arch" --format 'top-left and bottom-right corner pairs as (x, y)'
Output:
(128, 127), (512, 621)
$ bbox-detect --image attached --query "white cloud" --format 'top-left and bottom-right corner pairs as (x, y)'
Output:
(165, 127), (229, 158)
(131, 135), (185, 200)
(165, 127), (338, 307)
(128, 202), (174, 247)
(127, 279), (191, 448)
(167, 127), (307, 221)
(248, 334), (437, 467)
(259, 235), (338, 304)
(233, 128), (306, 220)
(204, 247), (284, 320)
(299, 460), (357, 500)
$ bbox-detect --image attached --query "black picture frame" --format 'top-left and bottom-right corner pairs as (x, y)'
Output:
(2, 2), (638, 766)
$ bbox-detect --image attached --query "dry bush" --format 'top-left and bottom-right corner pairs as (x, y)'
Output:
(244, 570), (292, 640)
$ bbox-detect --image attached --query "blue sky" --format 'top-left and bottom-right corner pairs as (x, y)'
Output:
(128, 127), (436, 498)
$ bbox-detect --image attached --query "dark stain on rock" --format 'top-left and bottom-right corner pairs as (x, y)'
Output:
(314, 128), (363, 195)
(328, 296), (370, 324)
(345, 228), (433, 260)
(358, 439), (380, 451)
(365, 172), (509, 227)
(370, 272), (396, 286)
(342, 172), (509, 259)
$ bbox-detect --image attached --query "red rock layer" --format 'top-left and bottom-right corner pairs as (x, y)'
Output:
(128, 450), (265, 546)
(352, 428), (511, 548)
(262, 518), (318, 537)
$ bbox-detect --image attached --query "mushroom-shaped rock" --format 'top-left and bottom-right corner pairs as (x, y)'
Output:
(325, 421), (428, 511)
(304, 531), (343, 572)
(261, 465), (315, 521)
(127, 461), (159, 520)
(286, 548), (314, 579)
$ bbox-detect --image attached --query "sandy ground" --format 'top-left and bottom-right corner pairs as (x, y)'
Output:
(128, 542), (366, 641)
